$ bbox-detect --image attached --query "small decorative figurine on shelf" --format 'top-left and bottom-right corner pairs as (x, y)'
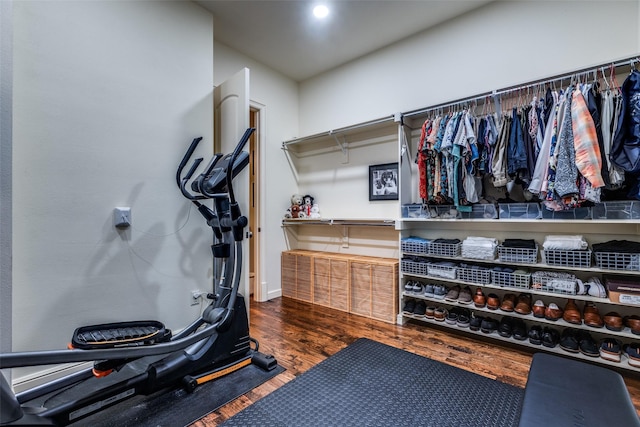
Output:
(284, 193), (320, 219)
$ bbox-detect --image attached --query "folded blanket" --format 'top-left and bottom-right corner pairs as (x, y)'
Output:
(502, 239), (536, 249)
(592, 240), (640, 254)
(543, 235), (588, 250)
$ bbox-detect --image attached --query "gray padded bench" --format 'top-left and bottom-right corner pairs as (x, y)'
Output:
(519, 352), (640, 427)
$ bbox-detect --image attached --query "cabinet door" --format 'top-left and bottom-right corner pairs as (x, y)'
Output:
(330, 259), (349, 312)
(371, 263), (397, 322)
(313, 257), (331, 306)
(296, 254), (313, 302)
(281, 252), (297, 298)
(350, 262), (372, 317)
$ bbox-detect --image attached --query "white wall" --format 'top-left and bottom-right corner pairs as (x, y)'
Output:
(11, 0), (214, 381)
(214, 41), (299, 300)
(299, 0), (640, 135)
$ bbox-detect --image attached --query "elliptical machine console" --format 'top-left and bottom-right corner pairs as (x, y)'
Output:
(0, 128), (276, 426)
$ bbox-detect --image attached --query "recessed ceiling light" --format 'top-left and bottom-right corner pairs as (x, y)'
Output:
(313, 4), (329, 19)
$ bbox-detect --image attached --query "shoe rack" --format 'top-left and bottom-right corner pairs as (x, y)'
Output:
(397, 219), (640, 372)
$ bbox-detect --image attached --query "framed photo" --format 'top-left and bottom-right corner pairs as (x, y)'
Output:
(369, 163), (398, 201)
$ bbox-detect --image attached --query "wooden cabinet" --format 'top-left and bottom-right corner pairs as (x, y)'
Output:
(281, 250), (398, 323)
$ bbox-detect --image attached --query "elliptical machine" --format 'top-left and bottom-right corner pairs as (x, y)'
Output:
(0, 128), (275, 426)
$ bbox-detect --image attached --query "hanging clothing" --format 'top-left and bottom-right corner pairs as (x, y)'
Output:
(612, 70), (640, 173)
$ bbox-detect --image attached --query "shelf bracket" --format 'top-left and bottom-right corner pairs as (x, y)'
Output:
(341, 224), (349, 248)
(330, 131), (349, 163)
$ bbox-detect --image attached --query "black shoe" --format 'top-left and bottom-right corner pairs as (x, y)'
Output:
(470, 315), (484, 331)
(542, 327), (559, 348)
(559, 328), (579, 353)
(457, 309), (471, 328)
(480, 317), (498, 334)
(445, 307), (459, 325)
(498, 317), (513, 338)
(402, 299), (416, 314)
(512, 318), (527, 341)
(413, 300), (427, 317)
(528, 325), (542, 345)
(578, 331), (599, 357)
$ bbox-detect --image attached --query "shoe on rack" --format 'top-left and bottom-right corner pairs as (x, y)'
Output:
(473, 288), (486, 308)
(600, 338), (622, 363)
(562, 299), (582, 325)
(433, 285), (447, 300)
(458, 286), (472, 305)
(424, 283), (435, 298)
(402, 299), (416, 314)
(480, 317), (499, 334)
(498, 317), (513, 338)
(624, 343), (640, 368)
(445, 307), (460, 325)
(470, 314), (484, 332)
(457, 309), (471, 328)
(411, 281), (424, 294)
(577, 331), (599, 357)
(603, 312), (623, 332)
(499, 293), (517, 312)
(625, 315), (640, 335)
(512, 318), (527, 341)
(583, 302), (604, 328)
(425, 306), (436, 319)
(413, 300), (427, 317)
(541, 327), (559, 348)
(559, 329), (580, 353)
(544, 303), (563, 321)
(528, 325), (542, 345)
(434, 307), (447, 322)
(404, 281), (415, 294)
(445, 285), (461, 302)
(532, 300), (546, 318)
(514, 293), (532, 315)
(486, 293), (500, 310)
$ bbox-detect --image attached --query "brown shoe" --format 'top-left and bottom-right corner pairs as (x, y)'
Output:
(532, 300), (546, 318)
(544, 303), (563, 321)
(583, 302), (604, 328)
(562, 299), (582, 325)
(604, 312), (623, 331)
(500, 293), (517, 312)
(625, 315), (640, 335)
(486, 293), (500, 310)
(473, 288), (486, 308)
(514, 293), (532, 315)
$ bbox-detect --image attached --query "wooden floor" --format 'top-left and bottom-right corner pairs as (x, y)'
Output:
(192, 297), (640, 426)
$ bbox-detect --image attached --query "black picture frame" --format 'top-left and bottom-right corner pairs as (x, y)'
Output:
(369, 163), (399, 201)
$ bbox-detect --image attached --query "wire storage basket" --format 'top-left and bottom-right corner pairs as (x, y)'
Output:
(428, 241), (461, 257)
(401, 237), (429, 255)
(543, 249), (592, 268)
(401, 257), (428, 276)
(532, 271), (578, 295)
(492, 270), (531, 289)
(497, 245), (538, 264)
(594, 251), (640, 271)
(426, 262), (457, 280)
(457, 264), (492, 284)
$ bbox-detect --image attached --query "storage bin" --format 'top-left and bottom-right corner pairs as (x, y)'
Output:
(424, 205), (461, 219)
(541, 206), (591, 220)
(402, 203), (426, 219)
(492, 270), (531, 289)
(426, 262), (457, 279)
(593, 201), (640, 220)
(428, 240), (461, 257)
(594, 252), (640, 271)
(459, 204), (498, 219)
(498, 203), (542, 219)
(497, 245), (538, 264)
(532, 271), (578, 295)
(401, 258), (428, 276)
(543, 249), (592, 268)
(401, 237), (429, 255)
(457, 265), (492, 284)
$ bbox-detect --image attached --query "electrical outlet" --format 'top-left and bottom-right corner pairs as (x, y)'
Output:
(190, 290), (201, 306)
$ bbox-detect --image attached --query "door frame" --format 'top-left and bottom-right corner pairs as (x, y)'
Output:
(250, 100), (266, 302)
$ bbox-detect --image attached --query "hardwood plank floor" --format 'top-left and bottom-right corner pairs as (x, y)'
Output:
(192, 297), (640, 426)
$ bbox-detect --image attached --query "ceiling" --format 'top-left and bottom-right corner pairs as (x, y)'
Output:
(195, 0), (493, 82)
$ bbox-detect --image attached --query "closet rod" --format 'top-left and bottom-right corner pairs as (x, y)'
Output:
(402, 53), (640, 119)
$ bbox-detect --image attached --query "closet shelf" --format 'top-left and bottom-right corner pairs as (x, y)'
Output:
(401, 312), (640, 372)
(401, 291), (639, 340)
(399, 273), (627, 307)
(282, 218), (396, 227)
(281, 115), (397, 151)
